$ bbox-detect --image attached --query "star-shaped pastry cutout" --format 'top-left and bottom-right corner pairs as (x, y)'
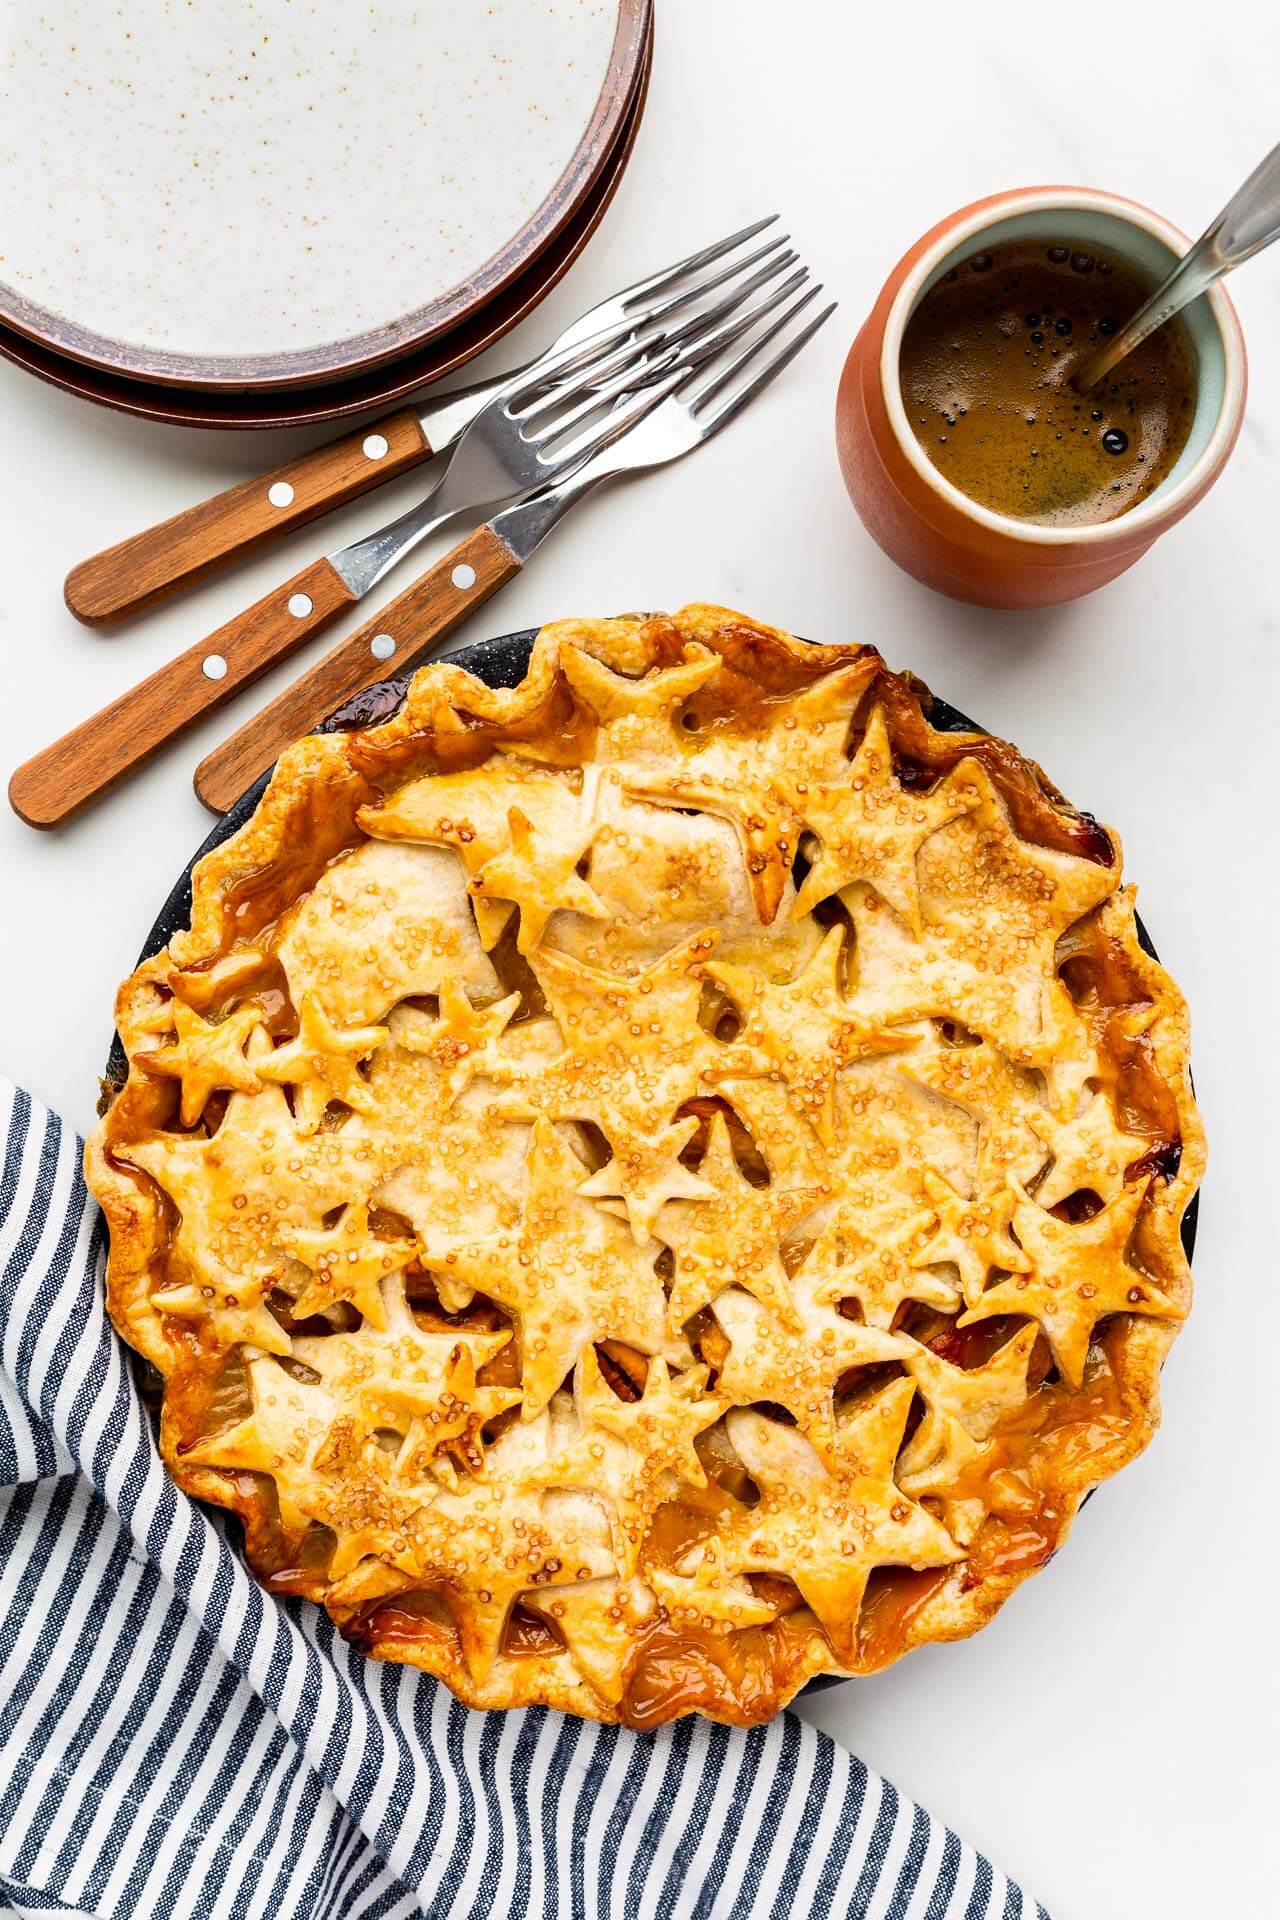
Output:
(358, 763), (588, 947)
(577, 1114), (718, 1245)
(422, 1120), (677, 1417)
(626, 658), (879, 923)
(147, 1281), (289, 1356)
(256, 994), (387, 1134)
(137, 1002), (262, 1126)
(468, 797), (607, 955)
(713, 1277), (909, 1465)
(277, 1202), (418, 1330)
(541, 1576), (658, 1706)
(655, 1111), (825, 1332)
(786, 708), (981, 932)
(182, 1351), (418, 1579)
(897, 1324), (1040, 1498)
(123, 950), (245, 1049)
(535, 1349), (724, 1574)
(903, 1039), (1049, 1190)
(398, 977), (521, 1106)
(909, 1167), (1032, 1309)
(126, 1036), (385, 1356)
(647, 1536), (779, 1631)
(494, 931), (769, 1241)
(910, 761), (1116, 963)
(350, 1006), (566, 1314)
(406, 1412), (614, 1681)
(274, 838), (501, 1028)
(561, 639), (722, 737)
(708, 926), (916, 1145)
(1028, 1092), (1150, 1210)
(727, 1386), (961, 1661)
(806, 1203), (958, 1329)
(368, 1344), (523, 1487)
(846, 765), (1115, 1073)
(182, 1354), (332, 1536)
(189, 1274), (519, 1577)
(293, 1272), (514, 1489)
(709, 1075), (831, 1190)
(849, 898), (1094, 1092)
(961, 1176), (1179, 1385)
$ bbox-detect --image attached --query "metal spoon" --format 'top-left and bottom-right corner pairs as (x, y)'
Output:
(1074, 141), (1280, 391)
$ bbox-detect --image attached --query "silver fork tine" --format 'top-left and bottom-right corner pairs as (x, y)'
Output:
(534, 218), (784, 372)
(502, 315), (656, 407)
(512, 323), (675, 423)
(523, 338), (685, 448)
(519, 273), (834, 478)
(577, 216), (780, 327)
(533, 270), (814, 454)
(667, 269), (812, 376)
(683, 282), (831, 414)
(696, 301), (838, 436)
(505, 234), (795, 409)
(518, 249), (802, 440)
(539, 366), (690, 472)
(634, 234), (793, 331)
(642, 248), (800, 359)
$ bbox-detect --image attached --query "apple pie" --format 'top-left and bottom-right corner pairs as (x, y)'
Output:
(87, 605), (1202, 1727)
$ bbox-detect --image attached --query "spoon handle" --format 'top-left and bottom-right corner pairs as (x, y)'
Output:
(1077, 140), (1280, 390)
(1206, 139), (1280, 267)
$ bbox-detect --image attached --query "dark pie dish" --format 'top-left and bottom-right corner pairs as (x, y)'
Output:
(93, 610), (1201, 1726)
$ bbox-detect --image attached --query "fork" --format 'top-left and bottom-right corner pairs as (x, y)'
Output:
(193, 281), (835, 814)
(63, 218), (786, 625)
(11, 264), (795, 829)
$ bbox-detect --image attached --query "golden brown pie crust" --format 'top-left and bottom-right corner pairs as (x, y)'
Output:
(86, 606), (1203, 1728)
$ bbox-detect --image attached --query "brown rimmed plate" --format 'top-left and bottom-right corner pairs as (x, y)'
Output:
(0, 1), (650, 392)
(0, 10), (650, 429)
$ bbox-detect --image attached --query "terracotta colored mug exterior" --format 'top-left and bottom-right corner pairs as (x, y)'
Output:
(835, 188), (1247, 608)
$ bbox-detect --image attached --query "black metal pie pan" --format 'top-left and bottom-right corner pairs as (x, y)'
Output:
(110, 627), (1197, 1698)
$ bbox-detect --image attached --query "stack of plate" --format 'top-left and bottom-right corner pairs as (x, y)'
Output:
(0, 0), (651, 428)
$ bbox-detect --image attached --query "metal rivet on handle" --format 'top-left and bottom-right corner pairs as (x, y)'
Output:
(288, 593), (313, 618)
(451, 563), (477, 590)
(202, 654), (228, 681)
(363, 434), (389, 460)
(268, 481), (294, 508)
(369, 633), (395, 661)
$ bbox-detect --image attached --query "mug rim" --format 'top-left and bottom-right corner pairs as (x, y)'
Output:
(878, 186), (1247, 548)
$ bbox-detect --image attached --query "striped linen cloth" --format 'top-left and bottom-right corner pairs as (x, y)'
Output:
(0, 1080), (1048, 1920)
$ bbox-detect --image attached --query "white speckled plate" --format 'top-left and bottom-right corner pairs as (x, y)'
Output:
(0, 0), (647, 390)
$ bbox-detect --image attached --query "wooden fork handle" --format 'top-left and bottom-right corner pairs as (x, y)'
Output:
(9, 557), (358, 828)
(194, 524), (521, 814)
(63, 408), (433, 625)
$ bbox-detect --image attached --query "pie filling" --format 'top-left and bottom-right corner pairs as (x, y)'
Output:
(88, 605), (1202, 1726)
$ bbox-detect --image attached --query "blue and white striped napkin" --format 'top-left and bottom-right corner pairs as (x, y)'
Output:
(0, 1079), (1048, 1920)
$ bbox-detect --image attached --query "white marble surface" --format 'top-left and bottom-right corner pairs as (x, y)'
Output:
(2, 5), (1278, 1916)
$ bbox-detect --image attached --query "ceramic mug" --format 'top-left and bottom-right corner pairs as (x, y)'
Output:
(835, 187), (1247, 609)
